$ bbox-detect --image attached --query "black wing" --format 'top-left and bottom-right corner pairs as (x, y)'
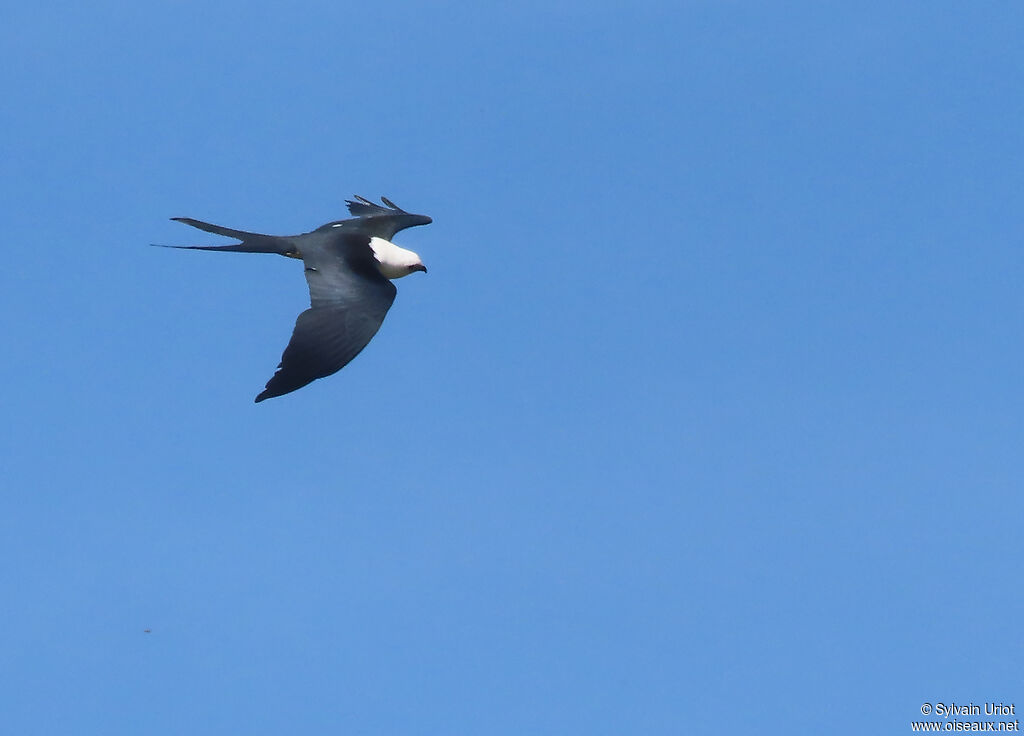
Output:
(344, 195), (408, 218)
(255, 231), (397, 402)
(314, 196), (432, 240)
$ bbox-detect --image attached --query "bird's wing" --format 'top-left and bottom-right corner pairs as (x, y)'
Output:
(312, 196), (432, 240)
(344, 195), (407, 218)
(255, 231), (397, 402)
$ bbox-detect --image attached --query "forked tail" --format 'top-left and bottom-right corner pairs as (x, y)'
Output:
(159, 217), (297, 257)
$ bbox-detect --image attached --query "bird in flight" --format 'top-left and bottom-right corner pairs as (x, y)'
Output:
(163, 196), (432, 402)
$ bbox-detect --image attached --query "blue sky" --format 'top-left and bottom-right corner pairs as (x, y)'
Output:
(1, 1), (1021, 733)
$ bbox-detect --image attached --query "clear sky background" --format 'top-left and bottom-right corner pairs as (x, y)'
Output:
(1, 1), (1021, 733)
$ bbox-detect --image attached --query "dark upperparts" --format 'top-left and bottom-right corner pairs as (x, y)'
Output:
(313, 195), (432, 240)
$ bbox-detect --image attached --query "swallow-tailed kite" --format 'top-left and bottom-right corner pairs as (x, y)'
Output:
(164, 196), (431, 402)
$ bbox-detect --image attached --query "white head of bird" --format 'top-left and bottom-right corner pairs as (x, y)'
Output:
(369, 237), (427, 279)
